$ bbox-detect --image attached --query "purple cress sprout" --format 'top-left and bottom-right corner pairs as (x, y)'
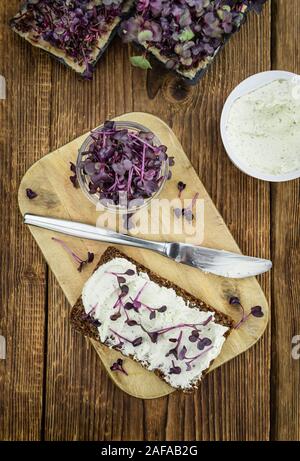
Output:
(10, 0), (126, 79)
(52, 237), (94, 272)
(78, 121), (173, 209)
(229, 296), (264, 329)
(110, 358), (128, 376)
(120, 1), (268, 72)
(26, 188), (38, 199)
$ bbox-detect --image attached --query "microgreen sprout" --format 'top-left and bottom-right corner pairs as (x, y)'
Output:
(104, 268), (218, 376)
(174, 192), (199, 222)
(110, 358), (128, 376)
(26, 188), (38, 199)
(10, 0), (125, 79)
(109, 328), (143, 347)
(120, 1), (268, 74)
(52, 237), (94, 272)
(166, 331), (183, 360)
(140, 318), (213, 343)
(229, 296), (264, 329)
(188, 329), (212, 350)
(177, 181), (186, 198)
(123, 281), (168, 319)
(78, 121), (173, 207)
(169, 360), (182, 375)
(184, 346), (214, 371)
(82, 303), (101, 327)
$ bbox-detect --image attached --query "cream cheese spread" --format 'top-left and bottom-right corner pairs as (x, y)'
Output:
(82, 257), (229, 389)
(226, 79), (300, 175)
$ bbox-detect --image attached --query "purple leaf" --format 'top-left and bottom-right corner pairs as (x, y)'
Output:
(117, 276), (126, 284)
(177, 181), (186, 197)
(110, 312), (121, 321)
(11, 2), (125, 80)
(126, 319), (138, 326)
(169, 362), (181, 374)
(182, 208), (193, 222)
(87, 252), (94, 263)
(178, 345), (187, 360)
(166, 348), (178, 360)
(186, 362), (192, 372)
(251, 306), (264, 318)
(197, 337), (212, 350)
(132, 337), (143, 347)
(124, 302), (133, 310)
(149, 311), (156, 320)
(26, 188), (38, 199)
(229, 296), (241, 306)
(149, 332), (158, 343)
(120, 285), (129, 297)
(119, 1), (267, 75)
(78, 251), (95, 272)
(188, 334), (198, 343)
(69, 162), (79, 188)
(52, 237), (94, 272)
(76, 122), (173, 208)
(110, 358), (128, 376)
(133, 300), (141, 309)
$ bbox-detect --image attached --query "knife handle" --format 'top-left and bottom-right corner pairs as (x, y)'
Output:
(24, 213), (167, 255)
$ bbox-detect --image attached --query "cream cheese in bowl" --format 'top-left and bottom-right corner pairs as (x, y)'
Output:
(221, 71), (300, 182)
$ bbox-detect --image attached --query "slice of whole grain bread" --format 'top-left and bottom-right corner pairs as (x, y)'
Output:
(10, 1), (134, 77)
(71, 246), (234, 390)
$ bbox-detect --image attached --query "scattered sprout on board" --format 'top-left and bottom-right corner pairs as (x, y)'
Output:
(229, 296), (264, 329)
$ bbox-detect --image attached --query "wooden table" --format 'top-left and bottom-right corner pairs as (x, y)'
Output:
(0, 1), (299, 441)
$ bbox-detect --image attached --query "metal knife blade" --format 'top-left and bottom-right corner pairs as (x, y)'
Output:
(24, 214), (272, 279)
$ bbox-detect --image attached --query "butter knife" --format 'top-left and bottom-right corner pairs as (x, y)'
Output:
(24, 213), (272, 279)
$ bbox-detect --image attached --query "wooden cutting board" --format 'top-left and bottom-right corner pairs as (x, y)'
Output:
(18, 112), (269, 399)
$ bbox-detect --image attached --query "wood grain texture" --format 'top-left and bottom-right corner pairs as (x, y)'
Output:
(42, 5), (271, 439)
(271, 0), (300, 441)
(137, 8), (272, 441)
(18, 112), (269, 399)
(44, 38), (141, 441)
(0, 0), (50, 441)
(2, 0), (299, 441)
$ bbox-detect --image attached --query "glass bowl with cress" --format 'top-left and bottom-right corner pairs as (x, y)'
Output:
(76, 121), (174, 215)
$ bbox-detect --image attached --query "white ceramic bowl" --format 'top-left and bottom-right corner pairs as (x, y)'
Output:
(220, 71), (300, 182)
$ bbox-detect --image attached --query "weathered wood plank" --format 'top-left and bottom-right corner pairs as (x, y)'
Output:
(271, 0), (300, 441)
(44, 39), (146, 441)
(18, 111), (270, 401)
(0, 1), (51, 440)
(135, 6), (271, 442)
(43, 6), (271, 440)
(0, 1), (273, 441)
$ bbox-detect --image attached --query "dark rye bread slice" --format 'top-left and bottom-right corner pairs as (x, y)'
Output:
(130, 7), (250, 86)
(10, 0), (134, 77)
(71, 246), (234, 390)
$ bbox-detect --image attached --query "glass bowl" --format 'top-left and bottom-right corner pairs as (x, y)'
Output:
(76, 121), (169, 214)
